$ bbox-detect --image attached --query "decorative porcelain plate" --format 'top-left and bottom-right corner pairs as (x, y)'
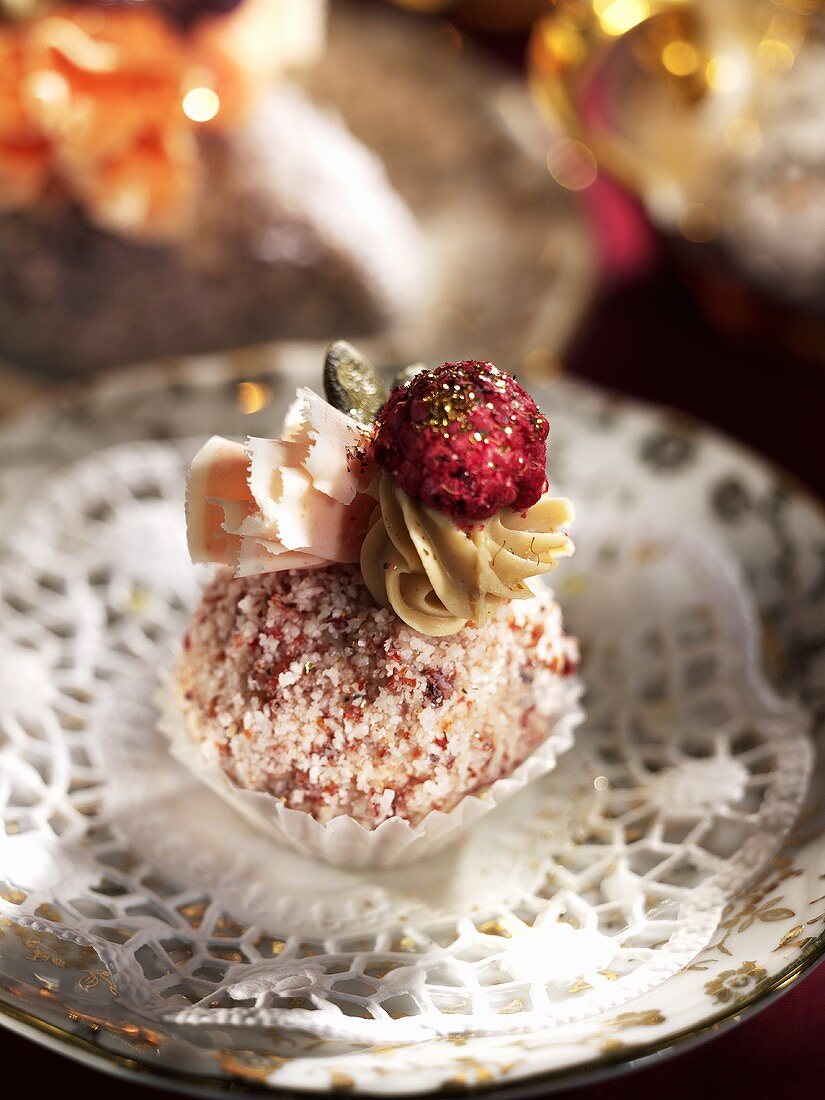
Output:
(0, 348), (823, 1096)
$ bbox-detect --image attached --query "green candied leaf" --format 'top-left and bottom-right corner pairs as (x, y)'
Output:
(392, 362), (427, 390)
(323, 341), (388, 425)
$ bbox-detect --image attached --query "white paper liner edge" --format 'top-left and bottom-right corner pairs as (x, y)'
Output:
(156, 675), (585, 869)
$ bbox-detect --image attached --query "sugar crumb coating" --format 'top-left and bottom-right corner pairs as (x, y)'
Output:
(175, 565), (579, 828)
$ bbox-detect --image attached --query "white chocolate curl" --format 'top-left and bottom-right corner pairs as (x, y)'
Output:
(186, 389), (374, 577)
(360, 472), (575, 636)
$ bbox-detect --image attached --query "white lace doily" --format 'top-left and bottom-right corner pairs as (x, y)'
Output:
(0, 440), (812, 1045)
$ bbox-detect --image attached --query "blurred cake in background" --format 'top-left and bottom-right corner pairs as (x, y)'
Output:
(0, 0), (424, 373)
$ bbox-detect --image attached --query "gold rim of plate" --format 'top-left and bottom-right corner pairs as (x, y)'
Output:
(1, 939), (823, 1097)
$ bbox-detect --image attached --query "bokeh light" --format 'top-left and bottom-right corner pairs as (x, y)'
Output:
(678, 202), (718, 243)
(546, 138), (598, 191)
(756, 37), (796, 73)
(523, 347), (563, 386)
(235, 381), (273, 415)
(182, 87), (220, 123)
(595, 0), (650, 38)
(662, 40), (699, 78)
(706, 54), (746, 93)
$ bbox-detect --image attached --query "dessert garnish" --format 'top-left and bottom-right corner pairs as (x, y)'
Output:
(322, 340), (388, 427)
(369, 360), (549, 522)
(186, 343), (573, 635)
(187, 387), (374, 576)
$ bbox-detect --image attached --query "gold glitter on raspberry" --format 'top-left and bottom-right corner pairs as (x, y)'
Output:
(416, 379), (480, 432)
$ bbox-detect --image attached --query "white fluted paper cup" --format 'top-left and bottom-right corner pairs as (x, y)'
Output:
(156, 674), (584, 870)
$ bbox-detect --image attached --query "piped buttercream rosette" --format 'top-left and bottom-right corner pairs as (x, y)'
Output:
(359, 471), (574, 636)
(186, 388), (374, 577)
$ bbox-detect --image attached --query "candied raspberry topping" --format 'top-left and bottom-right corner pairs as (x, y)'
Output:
(369, 361), (549, 522)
